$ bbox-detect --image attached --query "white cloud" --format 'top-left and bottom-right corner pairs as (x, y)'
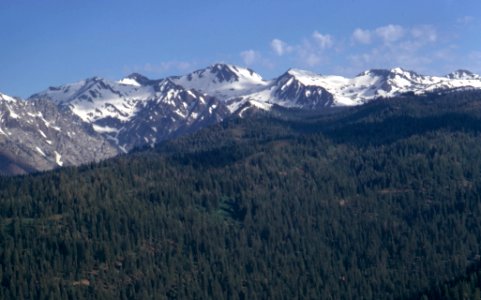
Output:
(351, 24), (435, 47)
(250, 23), (465, 75)
(267, 31), (334, 67)
(347, 30), (456, 74)
(296, 39), (326, 67)
(294, 31), (333, 67)
(240, 49), (260, 65)
(352, 28), (372, 44)
(411, 25), (437, 43)
(312, 31), (333, 49)
(271, 39), (293, 56)
(375, 24), (405, 43)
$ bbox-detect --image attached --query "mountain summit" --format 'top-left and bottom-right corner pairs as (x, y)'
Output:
(171, 63), (268, 103)
(446, 69), (481, 80)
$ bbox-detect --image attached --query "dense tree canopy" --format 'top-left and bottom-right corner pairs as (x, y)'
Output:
(2, 91), (481, 299)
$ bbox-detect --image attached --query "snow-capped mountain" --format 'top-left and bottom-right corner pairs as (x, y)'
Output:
(29, 76), (154, 124)
(1, 63), (481, 175)
(29, 74), (229, 152)
(270, 69), (335, 108)
(170, 65), (481, 113)
(249, 67), (481, 108)
(171, 64), (268, 103)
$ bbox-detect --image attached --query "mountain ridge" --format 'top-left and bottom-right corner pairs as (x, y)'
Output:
(1, 63), (481, 174)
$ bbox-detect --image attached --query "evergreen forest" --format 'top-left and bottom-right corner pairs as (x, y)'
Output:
(2, 91), (481, 299)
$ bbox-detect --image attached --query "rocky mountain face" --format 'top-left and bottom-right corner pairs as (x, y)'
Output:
(1, 64), (481, 175)
(0, 93), (119, 175)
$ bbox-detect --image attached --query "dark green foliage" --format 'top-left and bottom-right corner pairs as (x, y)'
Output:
(414, 260), (481, 299)
(2, 91), (481, 298)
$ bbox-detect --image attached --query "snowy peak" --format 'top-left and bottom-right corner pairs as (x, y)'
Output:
(0, 92), (17, 103)
(278, 69), (324, 86)
(447, 69), (481, 80)
(274, 69), (305, 90)
(172, 63), (267, 101)
(357, 69), (391, 77)
(209, 63), (241, 83)
(357, 67), (421, 83)
(31, 76), (118, 104)
(191, 63), (263, 84)
(387, 67), (425, 84)
(286, 68), (317, 76)
(119, 73), (152, 86)
(389, 67), (418, 76)
(269, 69), (334, 108)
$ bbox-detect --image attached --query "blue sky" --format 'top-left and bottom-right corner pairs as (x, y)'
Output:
(1, 0), (481, 97)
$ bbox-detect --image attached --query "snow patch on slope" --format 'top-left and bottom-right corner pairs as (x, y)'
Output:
(118, 78), (141, 87)
(36, 147), (46, 157)
(0, 93), (17, 103)
(54, 151), (63, 166)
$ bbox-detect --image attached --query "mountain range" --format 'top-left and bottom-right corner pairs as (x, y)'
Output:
(1, 63), (481, 174)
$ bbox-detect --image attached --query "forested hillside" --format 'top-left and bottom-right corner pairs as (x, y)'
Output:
(2, 91), (481, 299)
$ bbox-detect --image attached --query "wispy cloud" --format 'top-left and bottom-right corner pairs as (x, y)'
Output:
(239, 50), (274, 69)
(410, 25), (437, 43)
(267, 31), (335, 67)
(352, 28), (372, 44)
(240, 49), (260, 65)
(312, 31), (333, 49)
(375, 24), (405, 44)
(352, 25), (436, 46)
(347, 24), (445, 73)
(351, 31), (446, 74)
(296, 32), (334, 67)
(238, 22), (474, 76)
(271, 39), (293, 56)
